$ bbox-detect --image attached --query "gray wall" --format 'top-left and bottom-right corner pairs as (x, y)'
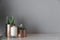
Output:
(1, 0), (60, 34)
(0, 0), (10, 34)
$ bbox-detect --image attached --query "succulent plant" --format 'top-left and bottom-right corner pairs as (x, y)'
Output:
(6, 16), (14, 25)
(18, 24), (26, 30)
(6, 16), (9, 24)
(9, 16), (14, 25)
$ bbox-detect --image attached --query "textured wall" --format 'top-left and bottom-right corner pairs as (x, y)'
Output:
(1, 0), (60, 34)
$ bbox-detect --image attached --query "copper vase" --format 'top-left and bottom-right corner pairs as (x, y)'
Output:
(6, 24), (11, 37)
(18, 30), (23, 38)
(23, 29), (27, 37)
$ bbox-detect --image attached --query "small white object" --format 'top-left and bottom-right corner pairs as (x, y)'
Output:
(11, 25), (17, 37)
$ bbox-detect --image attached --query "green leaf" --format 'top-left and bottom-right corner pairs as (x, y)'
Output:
(6, 16), (9, 24)
(9, 16), (14, 25)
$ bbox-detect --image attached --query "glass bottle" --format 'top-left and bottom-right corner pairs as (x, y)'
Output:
(10, 24), (17, 37)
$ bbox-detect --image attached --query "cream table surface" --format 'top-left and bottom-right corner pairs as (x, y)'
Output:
(1, 34), (60, 40)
